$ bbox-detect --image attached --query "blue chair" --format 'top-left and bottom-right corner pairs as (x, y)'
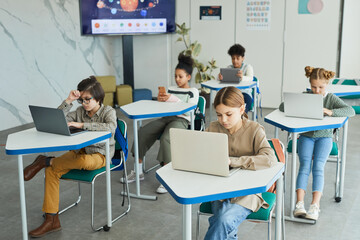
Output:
(142, 96), (206, 173)
(196, 139), (285, 240)
(59, 119), (131, 231)
(248, 76), (261, 118)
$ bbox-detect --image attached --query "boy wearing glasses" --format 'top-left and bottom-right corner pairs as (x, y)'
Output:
(23, 76), (117, 238)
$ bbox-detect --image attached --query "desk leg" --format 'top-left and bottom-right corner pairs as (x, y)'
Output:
(183, 205), (191, 240)
(105, 139), (112, 228)
(18, 155), (28, 240)
(338, 121), (348, 201)
(274, 127), (279, 139)
(275, 174), (283, 240)
(253, 86), (257, 121)
(127, 119), (157, 200)
(208, 90), (213, 123)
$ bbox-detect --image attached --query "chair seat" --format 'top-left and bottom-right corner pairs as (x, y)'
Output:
(61, 164), (116, 182)
(199, 192), (276, 221)
(287, 140), (338, 156)
(352, 106), (360, 114)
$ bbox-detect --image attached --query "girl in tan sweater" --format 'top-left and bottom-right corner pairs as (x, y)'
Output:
(204, 86), (277, 240)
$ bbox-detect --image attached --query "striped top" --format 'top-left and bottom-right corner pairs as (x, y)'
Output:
(166, 86), (199, 122)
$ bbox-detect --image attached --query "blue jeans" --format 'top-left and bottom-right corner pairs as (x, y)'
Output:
(296, 135), (333, 193)
(204, 200), (252, 240)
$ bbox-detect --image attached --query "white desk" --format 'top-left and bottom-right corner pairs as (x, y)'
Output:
(5, 128), (112, 240)
(327, 84), (360, 97)
(201, 80), (258, 121)
(156, 162), (285, 240)
(265, 110), (348, 224)
(120, 100), (196, 201)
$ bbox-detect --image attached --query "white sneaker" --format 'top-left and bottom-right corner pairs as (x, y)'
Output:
(120, 170), (144, 184)
(293, 201), (307, 217)
(156, 184), (168, 194)
(305, 203), (320, 220)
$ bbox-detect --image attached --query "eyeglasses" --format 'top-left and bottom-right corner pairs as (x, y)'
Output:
(77, 97), (94, 104)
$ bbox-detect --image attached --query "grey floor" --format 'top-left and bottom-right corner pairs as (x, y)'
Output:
(1, 107), (360, 240)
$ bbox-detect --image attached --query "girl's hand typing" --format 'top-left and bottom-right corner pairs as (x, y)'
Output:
(323, 108), (333, 116)
(66, 90), (81, 104)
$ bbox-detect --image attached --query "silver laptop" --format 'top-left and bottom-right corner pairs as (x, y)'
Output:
(283, 92), (324, 120)
(220, 68), (241, 84)
(169, 128), (240, 177)
(29, 105), (86, 136)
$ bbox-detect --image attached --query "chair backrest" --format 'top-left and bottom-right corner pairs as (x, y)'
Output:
(194, 96), (206, 131)
(112, 119), (128, 170)
(267, 138), (285, 193)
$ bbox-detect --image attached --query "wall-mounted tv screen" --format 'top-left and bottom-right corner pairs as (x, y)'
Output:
(80, 0), (176, 35)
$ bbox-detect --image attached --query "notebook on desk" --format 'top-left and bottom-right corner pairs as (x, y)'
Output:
(283, 92), (324, 120)
(169, 128), (240, 177)
(29, 105), (86, 136)
(220, 68), (241, 84)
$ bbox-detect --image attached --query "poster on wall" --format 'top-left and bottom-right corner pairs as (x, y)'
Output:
(200, 6), (222, 20)
(246, 0), (271, 31)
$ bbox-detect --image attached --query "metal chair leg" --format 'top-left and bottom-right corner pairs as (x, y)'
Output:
(59, 182), (81, 215)
(142, 156), (160, 174)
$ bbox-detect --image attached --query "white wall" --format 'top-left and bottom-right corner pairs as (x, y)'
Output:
(0, 0), (350, 131)
(282, 1), (340, 94)
(0, 0), (123, 131)
(340, 0), (360, 78)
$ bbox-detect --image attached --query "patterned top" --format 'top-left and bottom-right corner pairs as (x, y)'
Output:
(279, 92), (355, 138)
(166, 86), (199, 122)
(58, 101), (117, 157)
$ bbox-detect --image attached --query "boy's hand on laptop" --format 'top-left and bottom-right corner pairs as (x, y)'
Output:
(218, 73), (223, 81)
(68, 122), (84, 129)
(323, 108), (333, 116)
(236, 70), (243, 79)
(66, 90), (81, 104)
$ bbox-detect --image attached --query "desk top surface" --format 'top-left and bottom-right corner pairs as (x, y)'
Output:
(156, 162), (284, 204)
(264, 109), (348, 133)
(6, 128), (111, 155)
(201, 80), (257, 90)
(327, 84), (360, 96)
(120, 100), (196, 119)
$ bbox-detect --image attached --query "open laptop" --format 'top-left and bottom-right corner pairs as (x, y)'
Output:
(169, 128), (240, 177)
(283, 92), (324, 120)
(29, 105), (86, 136)
(220, 68), (241, 84)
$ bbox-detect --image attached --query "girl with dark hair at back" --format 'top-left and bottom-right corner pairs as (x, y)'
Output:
(121, 53), (199, 194)
(204, 86), (276, 240)
(23, 76), (117, 237)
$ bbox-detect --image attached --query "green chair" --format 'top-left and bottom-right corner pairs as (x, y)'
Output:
(332, 78), (360, 114)
(285, 131), (341, 202)
(142, 96), (206, 173)
(195, 139), (285, 240)
(59, 119), (131, 231)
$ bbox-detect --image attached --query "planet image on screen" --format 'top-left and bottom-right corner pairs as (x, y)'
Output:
(96, 0), (159, 14)
(120, 0), (138, 12)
